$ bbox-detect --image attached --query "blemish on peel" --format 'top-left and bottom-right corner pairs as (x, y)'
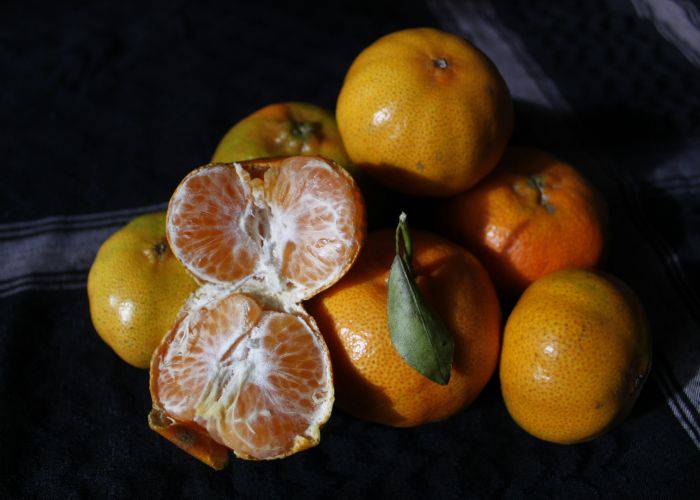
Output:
(178, 429), (195, 445)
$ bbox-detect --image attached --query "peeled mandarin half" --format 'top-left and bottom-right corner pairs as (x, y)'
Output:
(150, 156), (365, 468)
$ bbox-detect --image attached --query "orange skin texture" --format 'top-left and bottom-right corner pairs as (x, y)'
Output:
(212, 102), (354, 175)
(500, 269), (652, 444)
(87, 212), (198, 368)
(336, 27), (513, 197)
(307, 230), (501, 427)
(438, 148), (608, 295)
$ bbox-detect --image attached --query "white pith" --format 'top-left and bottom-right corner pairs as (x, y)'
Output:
(158, 157), (359, 460)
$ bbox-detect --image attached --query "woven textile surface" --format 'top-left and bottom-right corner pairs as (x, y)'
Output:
(1, 0), (698, 497)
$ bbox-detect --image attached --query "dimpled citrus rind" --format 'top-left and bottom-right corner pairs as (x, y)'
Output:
(500, 269), (651, 444)
(87, 212), (199, 368)
(337, 28), (513, 197)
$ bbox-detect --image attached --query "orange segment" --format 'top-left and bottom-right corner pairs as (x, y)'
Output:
(265, 157), (363, 296)
(167, 165), (262, 284)
(152, 293), (262, 422)
(213, 312), (332, 458)
(150, 290), (333, 461)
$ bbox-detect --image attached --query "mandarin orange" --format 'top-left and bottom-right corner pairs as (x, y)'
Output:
(500, 269), (651, 444)
(149, 156), (365, 468)
(87, 212), (198, 368)
(336, 27), (513, 197)
(307, 230), (501, 427)
(437, 148), (608, 295)
(212, 102), (354, 174)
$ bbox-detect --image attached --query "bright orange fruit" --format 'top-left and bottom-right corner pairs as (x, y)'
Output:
(500, 269), (651, 444)
(437, 148), (608, 295)
(150, 156), (365, 468)
(337, 27), (513, 197)
(307, 230), (501, 427)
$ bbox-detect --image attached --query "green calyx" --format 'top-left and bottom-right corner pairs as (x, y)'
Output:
(527, 174), (555, 213)
(290, 120), (322, 140)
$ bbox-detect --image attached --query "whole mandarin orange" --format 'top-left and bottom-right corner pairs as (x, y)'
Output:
(500, 269), (652, 444)
(307, 230), (501, 427)
(437, 148), (608, 295)
(87, 212), (198, 368)
(212, 102), (355, 175)
(336, 28), (513, 197)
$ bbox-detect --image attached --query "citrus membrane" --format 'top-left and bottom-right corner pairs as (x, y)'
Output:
(166, 156), (363, 301)
(151, 289), (332, 460)
(150, 156), (364, 466)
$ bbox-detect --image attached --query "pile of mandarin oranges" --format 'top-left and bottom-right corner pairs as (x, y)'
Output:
(88, 28), (651, 469)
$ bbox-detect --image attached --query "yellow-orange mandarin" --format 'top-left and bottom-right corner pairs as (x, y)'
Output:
(500, 269), (651, 444)
(337, 28), (513, 197)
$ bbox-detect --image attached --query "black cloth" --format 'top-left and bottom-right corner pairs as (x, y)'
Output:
(1, 1), (699, 498)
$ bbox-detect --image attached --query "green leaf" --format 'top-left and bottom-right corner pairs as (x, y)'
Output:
(387, 213), (454, 385)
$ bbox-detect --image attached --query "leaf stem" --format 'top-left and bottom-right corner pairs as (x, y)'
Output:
(395, 212), (413, 271)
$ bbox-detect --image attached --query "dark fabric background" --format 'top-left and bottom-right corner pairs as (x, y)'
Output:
(1, 1), (699, 498)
